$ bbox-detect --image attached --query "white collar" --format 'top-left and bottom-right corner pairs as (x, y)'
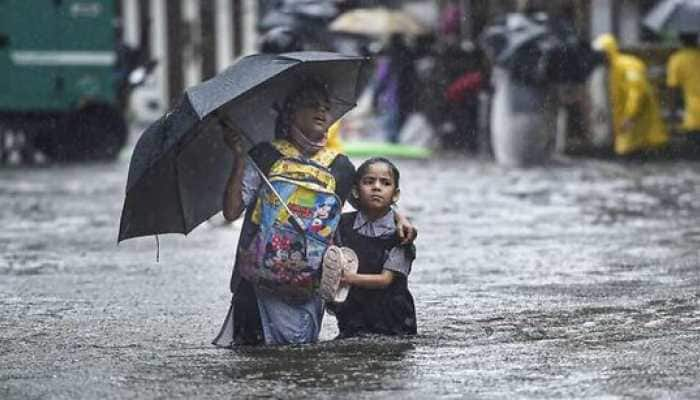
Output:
(352, 209), (396, 237)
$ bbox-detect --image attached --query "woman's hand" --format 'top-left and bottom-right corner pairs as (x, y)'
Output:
(219, 116), (244, 155)
(223, 127), (243, 155)
(394, 211), (417, 245)
(221, 118), (247, 222)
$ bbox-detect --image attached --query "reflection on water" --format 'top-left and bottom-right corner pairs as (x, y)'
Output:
(1, 155), (700, 398)
(219, 339), (415, 388)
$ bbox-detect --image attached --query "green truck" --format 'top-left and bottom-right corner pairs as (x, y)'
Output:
(0, 0), (145, 161)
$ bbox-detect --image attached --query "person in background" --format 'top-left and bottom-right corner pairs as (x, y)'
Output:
(442, 41), (484, 153)
(667, 33), (700, 147)
(373, 34), (417, 143)
(593, 34), (669, 157)
(431, 3), (486, 152)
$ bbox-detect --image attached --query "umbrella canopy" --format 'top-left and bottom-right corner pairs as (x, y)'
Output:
(477, 12), (600, 86)
(259, 0), (338, 32)
(329, 7), (428, 37)
(259, 9), (303, 31)
(119, 51), (367, 242)
(480, 13), (550, 66)
(281, 0), (339, 20)
(644, 0), (700, 34)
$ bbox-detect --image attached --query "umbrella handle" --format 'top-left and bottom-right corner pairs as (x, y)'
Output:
(217, 114), (257, 148)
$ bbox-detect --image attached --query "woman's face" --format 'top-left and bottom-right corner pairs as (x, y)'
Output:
(291, 92), (331, 141)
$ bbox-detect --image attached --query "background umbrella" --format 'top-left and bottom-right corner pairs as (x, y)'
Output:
(258, 0), (338, 34)
(329, 7), (428, 38)
(259, 9), (304, 31)
(119, 51), (367, 242)
(280, 0), (339, 20)
(479, 13), (549, 66)
(258, 0), (339, 54)
(479, 12), (598, 86)
(643, 0), (700, 34)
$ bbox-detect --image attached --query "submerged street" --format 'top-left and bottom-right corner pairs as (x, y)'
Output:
(2, 138), (700, 399)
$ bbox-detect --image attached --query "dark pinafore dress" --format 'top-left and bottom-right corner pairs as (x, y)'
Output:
(333, 212), (417, 337)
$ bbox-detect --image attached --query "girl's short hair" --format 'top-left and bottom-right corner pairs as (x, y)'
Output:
(274, 80), (330, 138)
(355, 157), (400, 188)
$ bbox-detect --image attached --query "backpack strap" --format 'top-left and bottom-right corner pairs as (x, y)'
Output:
(271, 139), (339, 168)
(248, 142), (283, 176)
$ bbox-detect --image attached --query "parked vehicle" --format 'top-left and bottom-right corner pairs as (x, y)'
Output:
(0, 0), (152, 161)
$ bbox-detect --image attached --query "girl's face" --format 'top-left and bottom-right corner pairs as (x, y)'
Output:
(354, 162), (399, 217)
(291, 92), (331, 141)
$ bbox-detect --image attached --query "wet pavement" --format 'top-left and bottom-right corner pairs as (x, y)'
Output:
(2, 134), (700, 399)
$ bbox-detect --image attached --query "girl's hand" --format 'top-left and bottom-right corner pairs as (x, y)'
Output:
(341, 270), (394, 289)
(340, 270), (357, 286)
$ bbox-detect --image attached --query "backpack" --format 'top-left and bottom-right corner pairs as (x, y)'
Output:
(239, 139), (342, 301)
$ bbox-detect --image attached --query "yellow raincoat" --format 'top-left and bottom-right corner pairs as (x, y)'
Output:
(594, 34), (669, 155)
(326, 121), (343, 152)
(667, 47), (700, 132)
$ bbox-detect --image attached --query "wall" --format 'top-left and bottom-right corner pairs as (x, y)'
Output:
(120, 0), (258, 123)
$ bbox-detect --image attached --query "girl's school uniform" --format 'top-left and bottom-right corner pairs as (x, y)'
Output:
(332, 210), (417, 337)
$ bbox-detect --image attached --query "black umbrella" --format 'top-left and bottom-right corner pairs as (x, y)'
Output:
(118, 51), (367, 242)
(644, 0), (700, 34)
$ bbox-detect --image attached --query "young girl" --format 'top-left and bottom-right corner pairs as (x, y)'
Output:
(329, 157), (417, 338)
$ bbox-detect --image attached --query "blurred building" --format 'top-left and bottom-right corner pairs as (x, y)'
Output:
(447, 0), (660, 45)
(118, 0), (258, 122)
(120, 0), (665, 125)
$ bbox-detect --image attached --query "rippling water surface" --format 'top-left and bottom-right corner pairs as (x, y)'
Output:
(1, 153), (700, 399)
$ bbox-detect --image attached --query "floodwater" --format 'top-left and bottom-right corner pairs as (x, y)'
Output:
(1, 141), (700, 399)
